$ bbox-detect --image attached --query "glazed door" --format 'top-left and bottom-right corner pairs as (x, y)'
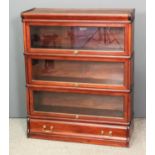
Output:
(30, 26), (124, 50)
(29, 87), (130, 123)
(26, 56), (131, 90)
(24, 22), (131, 56)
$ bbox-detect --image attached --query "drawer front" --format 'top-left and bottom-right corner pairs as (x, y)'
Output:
(28, 86), (131, 123)
(24, 22), (132, 56)
(29, 119), (128, 139)
(26, 56), (131, 90)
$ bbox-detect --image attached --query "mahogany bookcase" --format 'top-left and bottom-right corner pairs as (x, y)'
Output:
(21, 8), (135, 147)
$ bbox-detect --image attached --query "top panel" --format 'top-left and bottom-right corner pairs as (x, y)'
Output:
(21, 8), (135, 22)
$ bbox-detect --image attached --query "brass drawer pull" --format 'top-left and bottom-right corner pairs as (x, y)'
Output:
(74, 83), (79, 87)
(43, 125), (46, 129)
(108, 131), (113, 136)
(101, 130), (104, 135)
(74, 50), (79, 54)
(75, 115), (79, 119)
(42, 125), (54, 133)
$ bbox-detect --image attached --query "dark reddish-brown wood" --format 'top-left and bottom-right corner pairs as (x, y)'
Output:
(21, 8), (135, 22)
(29, 118), (131, 147)
(21, 8), (134, 147)
(23, 22), (132, 56)
(27, 85), (131, 124)
(25, 54), (131, 90)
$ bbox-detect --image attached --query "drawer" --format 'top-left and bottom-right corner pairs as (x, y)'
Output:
(29, 119), (129, 139)
(26, 55), (131, 90)
(24, 22), (132, 56)
(28, 86), (131, 124)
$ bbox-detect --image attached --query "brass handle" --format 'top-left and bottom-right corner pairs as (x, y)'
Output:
(74, 83), (79, 87)
(42, 125), (54, 133)
(43, 125), (46, 129)
(101, 130), (104, 135)
(108, 131), (113, 136)
(75, 115), (79, 119)
(74, 50), (79, 54)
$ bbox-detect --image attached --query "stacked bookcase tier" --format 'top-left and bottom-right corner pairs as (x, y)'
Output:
(22, 8), (134, 147)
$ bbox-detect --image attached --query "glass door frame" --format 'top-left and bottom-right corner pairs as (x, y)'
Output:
(25, 54), (131, 91)
(27, 86), (131, 124)
(23, 21), (132, 56)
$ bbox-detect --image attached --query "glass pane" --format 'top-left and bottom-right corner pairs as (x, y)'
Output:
(34, 91), (124, 117)
(32, 59), (124, 85)
(30, 26), (124, 51)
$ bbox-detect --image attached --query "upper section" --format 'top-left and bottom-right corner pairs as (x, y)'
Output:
(22, 8), (134, 57)
(21, 8), (135, 22)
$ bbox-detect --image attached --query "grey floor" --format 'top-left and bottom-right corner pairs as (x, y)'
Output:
(9, 118), (146, 155)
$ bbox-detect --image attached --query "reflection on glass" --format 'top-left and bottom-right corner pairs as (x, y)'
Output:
(32, 59), (124, 85)
(34, 91), (124, 117)
(30, 26), (124, 51)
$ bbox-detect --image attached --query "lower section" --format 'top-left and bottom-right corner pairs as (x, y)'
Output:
(28, 118), (132, 147)
(29, 132), (129, 147)
(28, 86), (131, 124)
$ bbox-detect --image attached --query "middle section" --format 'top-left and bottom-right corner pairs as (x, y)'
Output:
(25, 55), (131, 91)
